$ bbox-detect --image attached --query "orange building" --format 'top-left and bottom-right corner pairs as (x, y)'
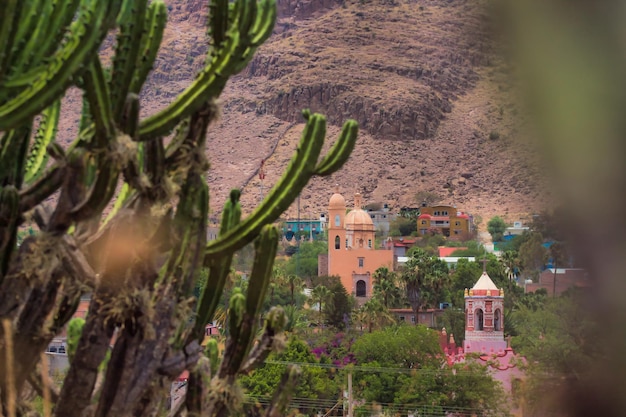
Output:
(417, 204), (473, 238)
(319, 189), (394, 302)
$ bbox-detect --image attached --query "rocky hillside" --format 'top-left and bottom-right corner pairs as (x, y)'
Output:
(56, 0), (550, 226)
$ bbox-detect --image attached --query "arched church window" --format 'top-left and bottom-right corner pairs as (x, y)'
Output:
(356, 280), (366, 297)
(359, 239), (364, 247)
(334, 235), (340, 249)
(475, 309), (484, 331)
(335, 214), (341, 226)
(494, 309), (501, 331)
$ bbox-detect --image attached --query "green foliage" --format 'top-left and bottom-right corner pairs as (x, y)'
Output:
(284, 240), (327, 278)
(240, 336), (339, 407)
(372, 267), (402, 308)
(352, 325), (442, 368)
(351, 326), (509, 416)
(325, 281), (353, 329)
(449, 240), (486, 257)
(487, 216), (507, 242)
(399, 248), (450, 315)
(510, 291), (601, 415)
(518, 231), (548, 280)
(389, 216), (417, 237)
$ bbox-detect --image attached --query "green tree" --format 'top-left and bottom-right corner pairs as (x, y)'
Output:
(372, 267), (402, 308)
(358, 297), (395, 333)
(311, 285), (331, 327)
(399, 248), (450, 318)
(285, 240), (327, 278)
(501, 250), (522, 281)
(325, 281), (353, 329)
(352, 325), (443, 405)
(240, 336), (339, 413)
(389, 216), (417, 237)
(518, 232), (548, 280)
(487, 216), (507, 242)
(511, 292), (601, 415)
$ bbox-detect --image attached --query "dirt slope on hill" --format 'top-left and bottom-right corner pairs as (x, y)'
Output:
(55, 0), (549, 225)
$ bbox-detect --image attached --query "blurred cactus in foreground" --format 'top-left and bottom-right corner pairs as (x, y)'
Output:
(0, 0), (358, 416)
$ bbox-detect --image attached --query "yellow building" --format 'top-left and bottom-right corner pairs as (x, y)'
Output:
(319, 188), (394, 302)
(417, 204), (473, 239)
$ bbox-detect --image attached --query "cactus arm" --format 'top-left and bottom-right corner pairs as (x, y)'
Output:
(7, 0), (58, 77)
(39, 0), (84, 63)
(193, 190), (242, 341)
(23, 101), (61, 183)
(6, 0), (43, 75)
(0, 123), (32, 188)
(219, 225), (279, 378)
(18, 164), (66, 213)
(82, 57), (115, 146)
(0, 185), (19, 281)
(137, 31), (239, 140)
(204, 113), (326, 260)
(0, 0), (21, 82)
(0, 0), (116, 131)
(67, 317), (86, 363)
(109, 0), (148, 121)
(314, 119), (359, 176)
(208, 0), (230, 55)
(129, 0), (167, 95)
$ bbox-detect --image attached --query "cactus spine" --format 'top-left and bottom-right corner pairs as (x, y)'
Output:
(0, 0), (358, 416)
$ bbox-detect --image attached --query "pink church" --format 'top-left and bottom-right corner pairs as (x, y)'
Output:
(442, 269), (525, 414)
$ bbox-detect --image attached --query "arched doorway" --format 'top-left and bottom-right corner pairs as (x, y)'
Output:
(494, 309), (501, 331)
(334, 235), (340, 249)
(475, 309), (484, 331)
(356, 280), (367, 297)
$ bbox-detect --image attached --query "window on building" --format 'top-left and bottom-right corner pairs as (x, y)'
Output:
(434, 211), (440, 216)
(335, 214), (340, 226)
(358, 257), (364, 267)
(368, 239), (372, 248)
(475, 309), (484, 331)
(494, 309), (501, 331)
(454, 230), (461, 235)
(346, 238), (349, 248)
(411, 315), (416, 323)
(399, 315), (405, 321)
(421, 220), (427, 225)
(334, 235), (340, 249)
(455, 221), (460, 226)
(356, 280), (366, 297)
(443, 211), (448, 216)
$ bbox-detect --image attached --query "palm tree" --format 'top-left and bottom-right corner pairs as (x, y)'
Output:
(500, 250), (521, 282)
(399, 248), (448, 319)
(287, 274), (303, 306)
(311, 285), (331, 328)
(282, 304), (308, 332)
(360, 298), (395, 333)
(373, 267), (401, 308)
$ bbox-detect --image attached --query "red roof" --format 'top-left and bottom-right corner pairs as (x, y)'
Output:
(438, 247), (467, 257)
(418, 214), (431, 219)
(457, 213), (469, 219)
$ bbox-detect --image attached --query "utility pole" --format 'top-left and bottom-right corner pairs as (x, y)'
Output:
(347, 371), (353, 417)
(296, 194), (300, 277)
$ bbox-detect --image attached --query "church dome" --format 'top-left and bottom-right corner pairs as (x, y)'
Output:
(329, 192), (346, 209)
(345, 209), (374, 227)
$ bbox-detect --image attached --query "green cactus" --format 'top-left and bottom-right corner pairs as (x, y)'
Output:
(0, 0), (358, 415)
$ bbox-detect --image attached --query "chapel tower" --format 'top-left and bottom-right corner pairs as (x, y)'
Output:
(464, 264), (507, 353)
